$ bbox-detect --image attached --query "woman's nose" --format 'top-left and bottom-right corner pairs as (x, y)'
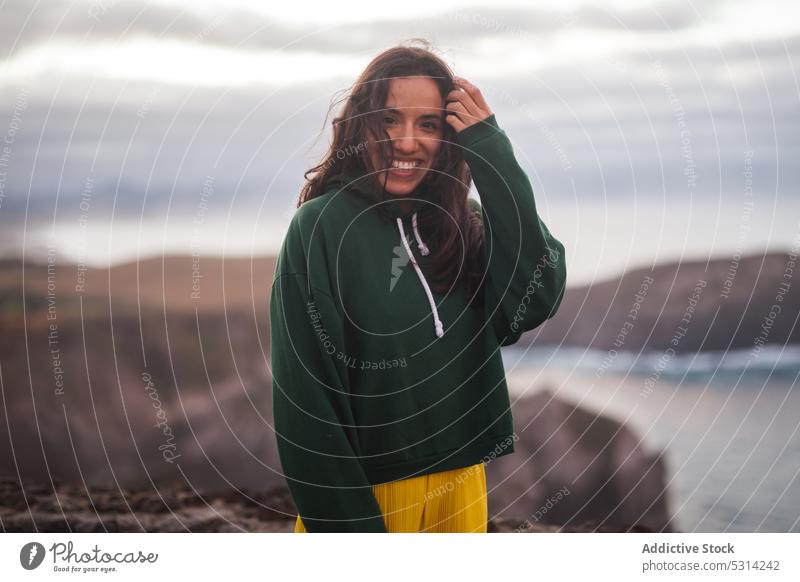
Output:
(393, 124), (419, 153)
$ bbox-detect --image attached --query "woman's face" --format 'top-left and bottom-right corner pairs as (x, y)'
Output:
(368, 76), (444, 197)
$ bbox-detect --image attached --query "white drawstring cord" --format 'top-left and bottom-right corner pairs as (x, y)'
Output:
(396, 213), (444, 338)
(411, 212), (429, 256)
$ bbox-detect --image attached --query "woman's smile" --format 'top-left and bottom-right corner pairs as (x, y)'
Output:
(388, 158), (424, 179)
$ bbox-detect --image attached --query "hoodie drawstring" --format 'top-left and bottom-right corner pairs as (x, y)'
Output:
(411, 212), (430, 256)
(396, 212), (444, 338)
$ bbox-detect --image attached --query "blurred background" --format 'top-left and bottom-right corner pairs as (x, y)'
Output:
(0, 0), (798, 533)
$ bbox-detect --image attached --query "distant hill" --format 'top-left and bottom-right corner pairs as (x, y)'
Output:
(0, 253), (277, 316)
(525, 250), (799, 352)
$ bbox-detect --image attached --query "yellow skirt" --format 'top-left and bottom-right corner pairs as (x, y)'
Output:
(294, 462), (488, 533)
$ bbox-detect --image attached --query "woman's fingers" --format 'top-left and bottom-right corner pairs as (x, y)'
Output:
(445, 92), (483, 130)
(446, 88), (479, 119)
(445, 107), (468, 132)
(454, 77), (491, 113)
(445, 77), (493, 132)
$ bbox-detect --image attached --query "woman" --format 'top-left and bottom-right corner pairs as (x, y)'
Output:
(270, 43), (567, 533)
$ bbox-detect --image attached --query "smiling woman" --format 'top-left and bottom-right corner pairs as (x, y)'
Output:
(270, 40), (567, 533)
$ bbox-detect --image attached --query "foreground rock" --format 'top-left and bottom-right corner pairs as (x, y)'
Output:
(489, 388), (674, 532)
(1, 479), (653, 533)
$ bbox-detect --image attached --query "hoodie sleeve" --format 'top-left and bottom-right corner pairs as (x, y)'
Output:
(457, 113), (567, 347)
(270, 215), (387, 532)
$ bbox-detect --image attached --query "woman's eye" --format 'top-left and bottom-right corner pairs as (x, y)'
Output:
(422, 121), (440, 131)
(383, 116), (397, 124)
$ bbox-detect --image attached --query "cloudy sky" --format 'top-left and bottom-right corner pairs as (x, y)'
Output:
(0, 0), (798, 284)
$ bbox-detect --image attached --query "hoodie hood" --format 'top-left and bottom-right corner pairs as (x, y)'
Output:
(326, 166), (427, 220)
(326, 165), (443, 338)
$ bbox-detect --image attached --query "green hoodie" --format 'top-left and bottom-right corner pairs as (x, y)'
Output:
(270, 113), (566, 532)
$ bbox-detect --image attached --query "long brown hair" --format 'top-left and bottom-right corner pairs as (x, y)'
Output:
(299, 40), (484, 307)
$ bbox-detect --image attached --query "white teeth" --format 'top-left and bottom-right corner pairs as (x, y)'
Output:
(391, 160), (420, 170)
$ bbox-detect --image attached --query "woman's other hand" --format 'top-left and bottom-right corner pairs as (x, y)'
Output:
(445, 76), (494, 133)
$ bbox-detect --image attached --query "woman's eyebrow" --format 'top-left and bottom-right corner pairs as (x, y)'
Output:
(385, 107), (443, 120)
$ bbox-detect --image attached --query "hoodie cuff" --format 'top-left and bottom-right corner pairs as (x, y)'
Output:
(454, 113), (503, 148)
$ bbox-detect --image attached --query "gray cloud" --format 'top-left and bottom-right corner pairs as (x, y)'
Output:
(0, 0), (796, 255)
(1, 0), (727, 59)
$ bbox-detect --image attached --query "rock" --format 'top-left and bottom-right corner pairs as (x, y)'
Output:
(488, 388), (674, 532)
(0, 479), (296, 533)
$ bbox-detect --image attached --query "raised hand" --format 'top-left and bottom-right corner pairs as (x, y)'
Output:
(445, 76), (494, 133)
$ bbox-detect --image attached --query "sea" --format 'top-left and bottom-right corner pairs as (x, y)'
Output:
(501, 344), (800, 533)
